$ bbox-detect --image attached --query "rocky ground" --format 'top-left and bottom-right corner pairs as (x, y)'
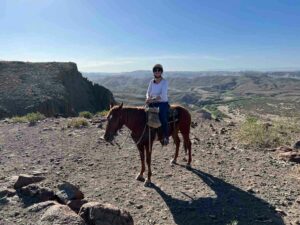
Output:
(0, 114), (299, 225)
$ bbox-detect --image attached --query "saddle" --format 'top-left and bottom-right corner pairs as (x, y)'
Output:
(145, 106), (179, 128)
(168, 107), (179, 123)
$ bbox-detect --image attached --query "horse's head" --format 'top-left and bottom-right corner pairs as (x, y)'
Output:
(104, 103), (124, 142)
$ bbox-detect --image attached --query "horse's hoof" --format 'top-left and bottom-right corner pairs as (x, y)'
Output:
(185, 164), (192, 170)
(136, 175), (145, 182)
(144, 180), (152, 187)
(170, 159), (177, 165)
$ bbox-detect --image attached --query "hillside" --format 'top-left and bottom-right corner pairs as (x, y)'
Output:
(0, 61), (114, 119)
(88, 73), (300, 117)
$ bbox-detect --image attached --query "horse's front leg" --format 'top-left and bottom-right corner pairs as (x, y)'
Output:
(144, 143), (153, 187)
(136, 145), (145, 182)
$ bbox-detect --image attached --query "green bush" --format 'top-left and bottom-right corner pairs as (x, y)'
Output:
(79, 111), (93, 119)
(67, 118), (89, 128)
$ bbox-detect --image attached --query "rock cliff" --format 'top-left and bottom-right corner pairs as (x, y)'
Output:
(0, 61), (114, 118)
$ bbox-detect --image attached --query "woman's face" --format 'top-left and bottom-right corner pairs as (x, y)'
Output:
(153, 68), (162, 78)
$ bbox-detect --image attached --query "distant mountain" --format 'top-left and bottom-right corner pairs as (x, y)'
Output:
(0, 61), (115, 119)
(84, 70), (300, 80)
(87, 72), (300, 116)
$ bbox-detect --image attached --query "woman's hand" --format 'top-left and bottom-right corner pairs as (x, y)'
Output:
(146, 96), (161, 104)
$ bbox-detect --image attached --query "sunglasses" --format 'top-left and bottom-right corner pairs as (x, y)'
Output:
(153, 68), (162, 73)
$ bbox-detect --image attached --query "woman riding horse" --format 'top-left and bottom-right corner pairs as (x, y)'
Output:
(103, 65), (192, 187)
(146, 64), (169, 145)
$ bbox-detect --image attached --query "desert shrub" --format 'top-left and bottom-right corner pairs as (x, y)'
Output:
(96, 110), (109, 117)
(236, 116), (300, 148)
(11, 112), (45, 124)
(79, 111), (93, 119)
(26, 112), (46, 124)
(11, 116), (28, 123)
(67, 118), (89, 128)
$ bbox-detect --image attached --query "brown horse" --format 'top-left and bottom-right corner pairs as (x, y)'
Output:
(103, 103), (192, 186)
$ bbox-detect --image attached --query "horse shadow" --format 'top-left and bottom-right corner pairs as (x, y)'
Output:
(151, 167), (284, 225)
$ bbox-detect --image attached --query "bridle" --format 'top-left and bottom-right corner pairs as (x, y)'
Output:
(113, 108), (148, 148)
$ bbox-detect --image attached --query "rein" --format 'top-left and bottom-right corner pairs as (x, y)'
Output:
(115, 124), (147, 149)
(136, 124), (147, 145)
(115, 108), (148, 148)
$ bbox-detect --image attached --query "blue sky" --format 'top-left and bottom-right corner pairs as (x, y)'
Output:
(1, 0), (300, 72)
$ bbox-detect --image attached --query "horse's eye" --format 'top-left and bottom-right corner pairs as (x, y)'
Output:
(108, 115), (113, 121)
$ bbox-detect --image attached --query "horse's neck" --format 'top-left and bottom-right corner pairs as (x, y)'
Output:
(122, 108), (146, 134)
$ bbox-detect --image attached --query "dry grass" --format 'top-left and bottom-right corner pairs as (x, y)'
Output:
(67, 118), (89, 128)
(96, 110), (109, 117)
(236, 116), (300, 148)
(79, 111), (93, 119)
(11, 112), (46, 125)
(11, 116), (28, 123)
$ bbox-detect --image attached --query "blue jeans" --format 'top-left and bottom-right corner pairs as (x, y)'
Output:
(149, 102), (169, 139)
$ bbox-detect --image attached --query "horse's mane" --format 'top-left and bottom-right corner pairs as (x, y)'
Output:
(124, 106), (145, 110)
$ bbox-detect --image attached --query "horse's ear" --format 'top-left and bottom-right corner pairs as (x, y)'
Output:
(119, 102), (123, 109)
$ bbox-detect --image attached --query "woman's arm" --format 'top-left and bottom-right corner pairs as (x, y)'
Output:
(159, 80), (168, 101)
(146, 80), (152, 99)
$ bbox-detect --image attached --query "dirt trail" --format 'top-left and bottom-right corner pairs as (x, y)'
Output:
(0, 116), (299, 225)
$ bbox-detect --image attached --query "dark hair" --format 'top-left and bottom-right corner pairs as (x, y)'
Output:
(152, 64), (163, 73)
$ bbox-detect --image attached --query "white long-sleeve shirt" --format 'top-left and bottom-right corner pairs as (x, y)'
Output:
(146, 78), (168, 102)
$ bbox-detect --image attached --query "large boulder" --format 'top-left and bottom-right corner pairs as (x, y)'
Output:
(0, 61), (115, 119)
(19, 184), (55, 201)
(13, 174), (45, 189)
(79, 202), (134, 225)
(38, 204), (86, 225)
(56, 181), (84, 204)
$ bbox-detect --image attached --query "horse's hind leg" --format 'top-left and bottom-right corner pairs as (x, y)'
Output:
(136, 145), (145, 182)
(177, 107), (192, 168)
(182, 132), (192, 168)
(170, 128), (180, 165)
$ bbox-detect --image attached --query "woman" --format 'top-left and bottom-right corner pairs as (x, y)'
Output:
(146, 64), (169, 145)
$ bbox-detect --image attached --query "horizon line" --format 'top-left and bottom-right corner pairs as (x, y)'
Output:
(1, 60), (300, 73)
